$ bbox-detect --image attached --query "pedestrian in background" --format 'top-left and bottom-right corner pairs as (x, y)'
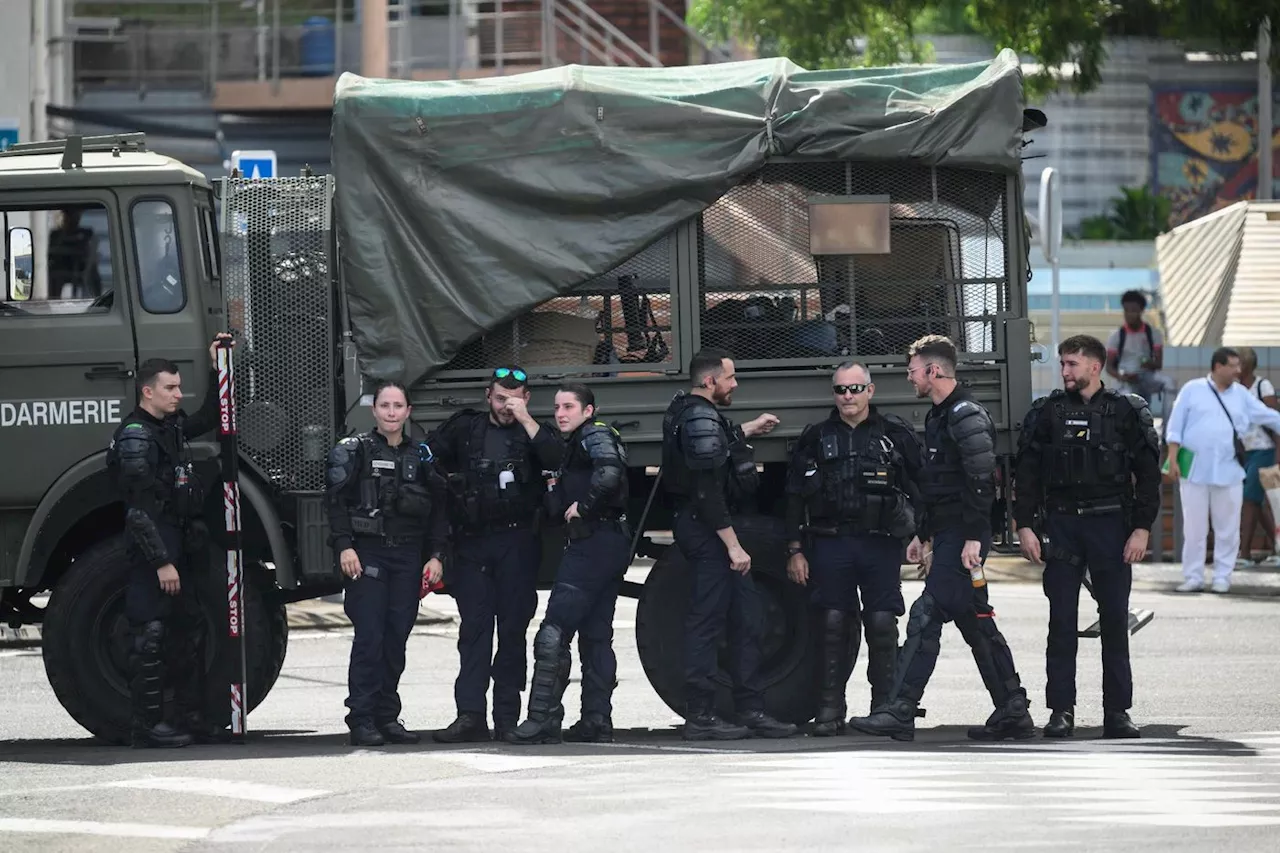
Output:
(1235, 347), (1279, 568)
(1166, 348), (1280, 594)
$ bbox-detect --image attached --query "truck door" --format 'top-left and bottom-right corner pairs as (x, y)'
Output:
(0, 196), (137, 509)
(119, 190), (214, 406)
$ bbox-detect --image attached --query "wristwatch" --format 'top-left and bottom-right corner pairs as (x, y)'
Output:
(786, 544), (803, 557)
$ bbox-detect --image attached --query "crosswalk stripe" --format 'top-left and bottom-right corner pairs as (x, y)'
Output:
(0, 818), (210, 840)
(103, 777), (329, 804)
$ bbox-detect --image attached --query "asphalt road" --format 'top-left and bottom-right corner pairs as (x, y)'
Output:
(3, 573), (1280, 852)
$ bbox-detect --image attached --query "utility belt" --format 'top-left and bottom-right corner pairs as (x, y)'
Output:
(566, 514), (630, 542)
(349, 513), (424, 548)
(802, 520), (887, 539)
(1044, 497), (1127, 517)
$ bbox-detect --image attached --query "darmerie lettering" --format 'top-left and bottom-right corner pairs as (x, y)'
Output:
(0, 399), (124, 428)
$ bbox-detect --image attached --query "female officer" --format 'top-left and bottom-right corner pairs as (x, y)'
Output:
(325, 380), (448, 746)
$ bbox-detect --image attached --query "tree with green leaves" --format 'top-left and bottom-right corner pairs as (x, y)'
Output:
(688, 0), (1278, 97)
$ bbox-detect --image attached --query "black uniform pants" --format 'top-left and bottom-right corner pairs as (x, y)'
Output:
(896, 528), (1020, 705)
(343, 543), (422, 728)
(807, 533), (906, 616)
(450, 528), (540, 725)
(543, 526), (630, 718)
(1043, 511), (1133, 712)
(674, 511), (765, 716)
(125, 523), (207, 719)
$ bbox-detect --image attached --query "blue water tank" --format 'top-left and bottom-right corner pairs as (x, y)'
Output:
(299, 16), (336, 77)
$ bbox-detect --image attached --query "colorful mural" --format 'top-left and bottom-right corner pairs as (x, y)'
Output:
(1150, 87), (1280, 227)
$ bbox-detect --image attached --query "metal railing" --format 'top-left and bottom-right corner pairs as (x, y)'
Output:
(66, 0), (735, 93)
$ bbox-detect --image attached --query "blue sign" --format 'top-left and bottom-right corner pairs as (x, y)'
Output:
(231, 149), (277, 180)
(0, 121), (19, 152)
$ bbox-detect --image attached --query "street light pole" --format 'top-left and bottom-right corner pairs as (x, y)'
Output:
(1260, 17), (1273, 201)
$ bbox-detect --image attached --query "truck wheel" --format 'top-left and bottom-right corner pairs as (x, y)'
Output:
(634, 515), (818, 725)
(41, 535), (285, 744)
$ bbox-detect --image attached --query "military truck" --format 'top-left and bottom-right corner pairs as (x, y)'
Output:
(0, 50), (1044, 740)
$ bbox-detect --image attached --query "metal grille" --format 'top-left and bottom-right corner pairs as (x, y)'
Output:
(442, 232), (675, 374)
(697, 162), (1009, 367)
(220, 175), (336, 492)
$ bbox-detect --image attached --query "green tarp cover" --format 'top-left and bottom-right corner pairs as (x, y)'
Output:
(331, 49), (1028, 383)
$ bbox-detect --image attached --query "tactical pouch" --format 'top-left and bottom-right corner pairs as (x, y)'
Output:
(350, 515), (384, 536)
(395, 483), (432, 518)
(566, 517), (592, 541)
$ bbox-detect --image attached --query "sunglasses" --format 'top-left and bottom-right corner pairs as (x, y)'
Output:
(833, 383), (868, 396)
(493, 367), (528, 383)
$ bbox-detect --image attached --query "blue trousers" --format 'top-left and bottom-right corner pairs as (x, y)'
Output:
(343, 543), (422, 728)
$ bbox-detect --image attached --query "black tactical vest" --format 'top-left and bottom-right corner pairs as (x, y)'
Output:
(918, 410), (965, 503)
(106, 410), (202, 523)
(797, 416), (913, 537)
(343, 432), (436, 538)
(558, 421), (629, 514)
(443, 411), (540, 530)
(1041, 390), (1132, 491)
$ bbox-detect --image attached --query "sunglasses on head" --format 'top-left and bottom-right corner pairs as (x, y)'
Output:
(493, 367), (528, 383)
(833, 383), (867, 396)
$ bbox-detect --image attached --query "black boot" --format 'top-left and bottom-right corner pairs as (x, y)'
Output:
(1043, 708), (1075, 738)
(349, 720), (387, 746)
(1103, 710), (1141, 739)
(507, 623), (570, 745)
(178, 711), (229, 745)
(863, 611), (899, 714)
(432, 712), (491, 744)
(812, 610), (854, 737)
(564, 714), (614, 743)
(683, 712), (751, 741)
(848, 698), (918, 742)
(737, 710), (798, 739)
(379, 720), (422, 744)
(129, 621), (192, 750)
(968, 690), (1036, 741)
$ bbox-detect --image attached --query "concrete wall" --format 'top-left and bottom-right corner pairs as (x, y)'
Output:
(0, 0), (32, 149)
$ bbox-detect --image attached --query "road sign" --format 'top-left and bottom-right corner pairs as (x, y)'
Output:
(0, 119), (20, 152)
(231, 149), (277, 180)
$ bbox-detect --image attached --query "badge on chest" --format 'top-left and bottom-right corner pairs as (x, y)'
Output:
(1063, 417), (1090, 442)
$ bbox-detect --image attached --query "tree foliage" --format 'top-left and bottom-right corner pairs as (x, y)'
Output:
(688, 0), (1280, 97)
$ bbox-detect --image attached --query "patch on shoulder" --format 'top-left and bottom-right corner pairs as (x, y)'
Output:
(122, 423), (147, 431)
(952, 400), (978, 414)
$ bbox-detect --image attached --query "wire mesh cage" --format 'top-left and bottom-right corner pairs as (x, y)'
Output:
(696, 162), (1009, 368)
(440, 231), (677, 376)
(220, 175), (336, 492)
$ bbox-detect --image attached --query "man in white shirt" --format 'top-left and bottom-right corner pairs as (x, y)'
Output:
(1165, 347), (1280, 593)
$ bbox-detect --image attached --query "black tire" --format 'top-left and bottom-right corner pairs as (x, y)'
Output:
(634, 514), (818, 724)
(42, 535), (286, 744)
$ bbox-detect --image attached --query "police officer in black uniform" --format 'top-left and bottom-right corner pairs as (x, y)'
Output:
(663, 348), (797, 741)
(326, 380), (449, 746)
(850, 335), (1035, 742)
(508, 383), (631, 744)
(1014, 335), (1160, 739)
(107, 334), (232, 749)
(429, 366), (564, 743)
(785, 361), (921, 736)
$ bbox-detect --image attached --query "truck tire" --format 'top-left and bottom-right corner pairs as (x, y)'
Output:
(634, 514), (818, 725)
(41, 535), (286, 744)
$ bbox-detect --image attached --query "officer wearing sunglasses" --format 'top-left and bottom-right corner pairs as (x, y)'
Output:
(785, 361), (922, 736)
(426, 365), (564, 743)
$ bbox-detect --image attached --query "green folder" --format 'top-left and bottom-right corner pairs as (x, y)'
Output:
(1161, 447), (1195, 478)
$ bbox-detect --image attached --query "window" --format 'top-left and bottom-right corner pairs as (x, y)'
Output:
(1, 203), (115, 316)
(201, 208), (221, 284)
(131, 199), (186, 314)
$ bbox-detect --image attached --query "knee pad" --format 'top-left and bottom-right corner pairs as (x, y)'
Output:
(534, 622), (568, 659)
(904, 594), (941, 654)
(863, 611), (898, 647)
(134, 620), (165, 656)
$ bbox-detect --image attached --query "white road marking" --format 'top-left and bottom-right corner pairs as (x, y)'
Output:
(0, 818), (210, 840)
(426, 752), (575, 773)
(104, 776), (329, 804)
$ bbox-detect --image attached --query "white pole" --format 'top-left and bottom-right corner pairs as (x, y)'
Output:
(31, 0), (49, 301)
(1038, 167), (1063, 359)
(1260, 17), (1273, 201)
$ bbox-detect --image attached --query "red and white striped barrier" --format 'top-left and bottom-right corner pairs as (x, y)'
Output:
(216, 340), (248, 742)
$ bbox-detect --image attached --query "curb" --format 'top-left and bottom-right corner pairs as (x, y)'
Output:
(0, 606), (456, 650)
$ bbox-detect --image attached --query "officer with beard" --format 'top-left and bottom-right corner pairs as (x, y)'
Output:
(850, 335), (1034, 742)
(662, 348), (797, 741)
(326, 380), (449, 746)
(428, 366), (564, 743)
(507, 383), (631, 744)
(785, 361), (922, 735)
(1014, 335), (1160, 739)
